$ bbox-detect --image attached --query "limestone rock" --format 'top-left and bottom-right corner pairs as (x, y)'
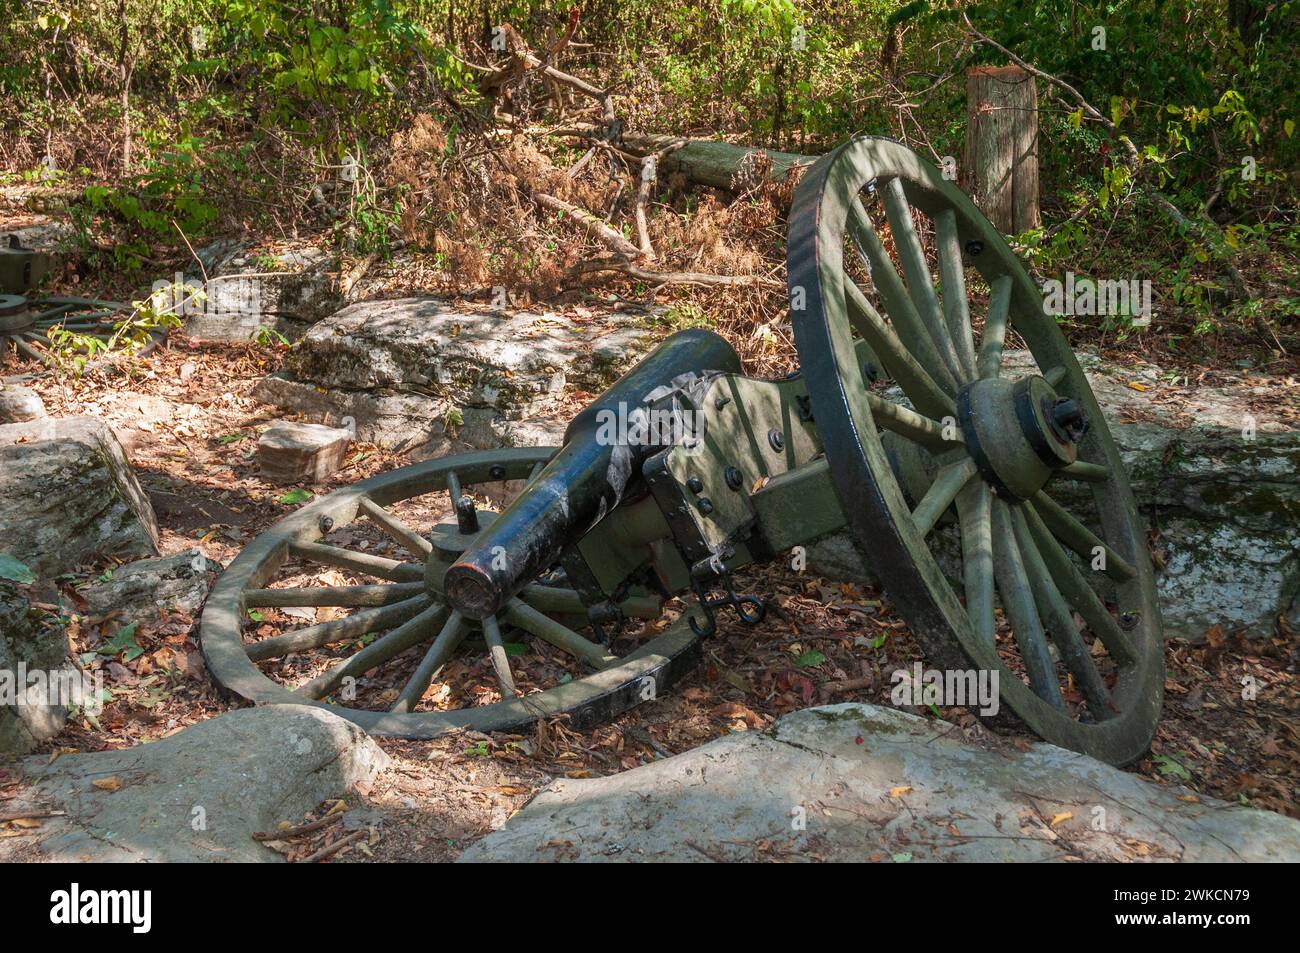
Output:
(180, 242), (338, 341)
(0, 581), (72, 754)
(0, 416), (159, 579)
(254, 297), (654, 449)
(461, 703), (1300, 863)
(258, 420), (353, 484)
(4, 705), (390, 862)
(78, 548), (221, 624)
(0, 384), (45, 423)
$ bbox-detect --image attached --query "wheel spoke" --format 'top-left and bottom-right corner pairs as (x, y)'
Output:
(1031, 491), (1137, 581)
(991, 500), (1065, 708)
(866, 391), (962, 451)
(1010, 505), (1114, 719)
(1022, 503), (1137, 666)
(976, 274), (1014, 379)
(243, 581), (425, 608)
(288, 540), (423, 582)
(845, 279), (956, 421)
(294, 602), (448, 700)
(882, 179), (968, 385)
(245, 594), (431, 662)
(481, 614), (518, 697)
(934, 208), (977, 378)
(358, 495), (433, 559)
(1043, 365), (1068, 388)
(391, 610), (468, 713)
(14, 337), (46, 362)
(910, 457), (976, 537)
(847, 197), (958, 395)
(503, 599), (616, 669)
(956, 481), (996, 645)
(1057, 460), (1111, 483)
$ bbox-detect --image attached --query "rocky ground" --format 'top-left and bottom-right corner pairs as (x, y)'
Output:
(1, 328), (1296, 862)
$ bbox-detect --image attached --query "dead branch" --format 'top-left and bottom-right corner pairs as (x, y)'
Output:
(568, 257), (784, 290)
(531, 191), (641, 259)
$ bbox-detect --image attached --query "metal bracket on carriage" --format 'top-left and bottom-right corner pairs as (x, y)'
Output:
(686, 547), (766, 637)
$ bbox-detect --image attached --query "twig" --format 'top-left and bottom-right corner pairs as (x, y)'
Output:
(296, 828), (367, 863)
(0, 810), (66, 823)
(635, 154), (657, 259)
(252, 811), (343, 841)
(340, 252), (378, 300)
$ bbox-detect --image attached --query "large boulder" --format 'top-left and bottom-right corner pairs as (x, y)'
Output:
(0, 416), (159, 579)
(461, 703), (1300, 863)
(0, 581), (73, 754)
(254, 297), (653, 451)
(810, 350), (1300, 641)
(3, 704), (390, 862)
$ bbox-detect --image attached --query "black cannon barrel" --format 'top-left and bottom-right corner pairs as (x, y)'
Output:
(444, 328), (741, 619)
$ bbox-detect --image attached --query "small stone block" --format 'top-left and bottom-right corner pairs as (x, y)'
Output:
(258, 421), (351, 484)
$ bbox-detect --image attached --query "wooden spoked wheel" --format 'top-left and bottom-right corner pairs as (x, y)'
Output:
(200, 448), (700, 738)
(787, 136), (1163, 765)
(0, 293), (165, 373)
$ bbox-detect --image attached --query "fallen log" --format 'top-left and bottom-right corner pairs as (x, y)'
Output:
(618, 134), (814, 192)
(548, 126), (815, 193)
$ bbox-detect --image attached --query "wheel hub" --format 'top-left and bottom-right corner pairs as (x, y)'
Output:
(0, 294), (32, 333)
(957, 375), (1084, 500)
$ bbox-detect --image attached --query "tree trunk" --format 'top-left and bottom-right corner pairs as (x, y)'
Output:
(965, 65), (1039, 235)
(116, 0), (132, 173)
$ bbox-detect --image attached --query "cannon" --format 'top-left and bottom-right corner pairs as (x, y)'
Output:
(201, 138), (1163, 766)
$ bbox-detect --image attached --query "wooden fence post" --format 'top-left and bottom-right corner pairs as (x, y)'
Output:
(965, 65), (1040, 235)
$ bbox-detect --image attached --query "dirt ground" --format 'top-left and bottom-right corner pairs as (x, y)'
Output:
(0, 333), (1295, 863)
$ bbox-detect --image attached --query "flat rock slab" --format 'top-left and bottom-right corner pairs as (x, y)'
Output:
(180, 241), (338, 341)
(461, 704), (1300, 863)
(0, 416), (159, 579)
(78, 548), (221, 624)
(255, 297), (654, 450)
(258, 420), (353, 484)
(4, 704), (389, 862)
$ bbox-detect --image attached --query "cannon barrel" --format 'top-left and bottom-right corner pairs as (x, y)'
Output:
(444, 328), (741, 619)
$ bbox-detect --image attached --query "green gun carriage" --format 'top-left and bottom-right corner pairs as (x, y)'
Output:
(201, 137), (1164, 766)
